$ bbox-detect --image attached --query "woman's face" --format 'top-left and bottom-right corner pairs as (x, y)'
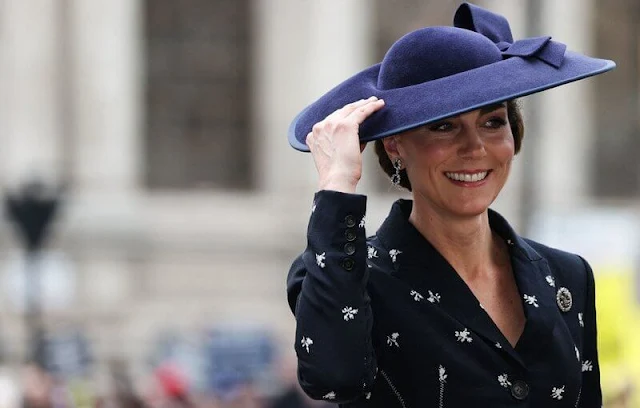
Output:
(386, 103), (515, 218)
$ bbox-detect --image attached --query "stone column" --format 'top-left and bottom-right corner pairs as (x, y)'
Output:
(535, 0), (596, 210)
(64, 0), (144, 371)
(0, 0), (64, 188)
(68, 0), (143, 196)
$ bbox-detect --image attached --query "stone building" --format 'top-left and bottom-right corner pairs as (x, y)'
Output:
(0, 0), (636, 385)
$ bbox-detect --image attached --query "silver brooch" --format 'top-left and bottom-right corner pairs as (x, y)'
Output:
(556, 287), (572, 312)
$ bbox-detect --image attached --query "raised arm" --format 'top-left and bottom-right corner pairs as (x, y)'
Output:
(286, 97), (384, 403)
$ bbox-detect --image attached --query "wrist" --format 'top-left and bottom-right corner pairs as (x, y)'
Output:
(318, 176), (359, 194)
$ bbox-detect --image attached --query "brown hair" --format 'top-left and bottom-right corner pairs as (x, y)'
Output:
(374, 99), (524, 191)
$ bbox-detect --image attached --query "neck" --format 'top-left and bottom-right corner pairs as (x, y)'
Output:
(408, 198), (504, 282)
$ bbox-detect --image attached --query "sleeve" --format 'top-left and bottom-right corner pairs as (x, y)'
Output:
(577, 256), (602, 407)
(286, 190), (377, 404)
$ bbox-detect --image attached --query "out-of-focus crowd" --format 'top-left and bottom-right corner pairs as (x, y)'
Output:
(1, 356), (331, 408)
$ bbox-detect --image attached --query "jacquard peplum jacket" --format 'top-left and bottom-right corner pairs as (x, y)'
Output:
(287, 191), (602, 407)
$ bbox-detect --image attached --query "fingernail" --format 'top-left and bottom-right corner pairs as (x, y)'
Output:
(369, 96), (378, 100)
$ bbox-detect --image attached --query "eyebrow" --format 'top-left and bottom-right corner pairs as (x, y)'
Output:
(479, 102), (507, 115)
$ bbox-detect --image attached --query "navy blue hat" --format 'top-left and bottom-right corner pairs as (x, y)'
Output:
(288, 2), (616, 152)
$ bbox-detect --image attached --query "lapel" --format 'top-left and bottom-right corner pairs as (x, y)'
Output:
(376, 201), (558, 368)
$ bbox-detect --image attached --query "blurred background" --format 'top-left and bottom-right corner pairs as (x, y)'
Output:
(0, 0), (638, 406)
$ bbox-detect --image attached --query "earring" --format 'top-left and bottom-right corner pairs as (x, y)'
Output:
(391, 158), (402, 186)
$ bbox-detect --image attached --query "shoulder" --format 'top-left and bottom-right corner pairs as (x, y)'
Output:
(522, 238), (593, 302)
(523, 238), (590, 272)
(524, 238), (586, 269)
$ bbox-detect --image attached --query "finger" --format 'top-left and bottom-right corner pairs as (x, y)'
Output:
(346, 99), (385, 124)
(305, 132), (314, 151)
(328, 96), (378, 120)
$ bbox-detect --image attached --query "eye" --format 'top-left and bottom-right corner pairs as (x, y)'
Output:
(484, 117), (507, 129)
(428, 121), (454, 132)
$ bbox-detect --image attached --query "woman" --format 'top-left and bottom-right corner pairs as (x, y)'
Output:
(286, 3), (615, 407)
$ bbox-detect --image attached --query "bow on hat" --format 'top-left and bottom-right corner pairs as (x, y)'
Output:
(454, 3), (567, 68)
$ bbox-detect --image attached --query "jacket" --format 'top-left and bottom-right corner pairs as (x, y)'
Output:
(287, 191), (602, 407)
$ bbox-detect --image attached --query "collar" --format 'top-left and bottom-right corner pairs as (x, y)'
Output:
(377, 199), (542, 262)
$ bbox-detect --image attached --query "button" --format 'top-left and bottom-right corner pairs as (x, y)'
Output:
(341, 258), (355, 271)
(344, 243), (356, 255)
(344, 215), (356, 228)
(345, 229), (357, 242)
(510, 380), (529, 400)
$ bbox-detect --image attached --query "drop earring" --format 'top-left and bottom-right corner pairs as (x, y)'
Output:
(391, 158), (402, 187)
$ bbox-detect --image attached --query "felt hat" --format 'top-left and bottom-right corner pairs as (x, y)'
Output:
(288, 2), (615, 151)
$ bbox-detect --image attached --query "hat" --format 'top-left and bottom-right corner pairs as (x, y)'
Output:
(288, 2), (615, 152)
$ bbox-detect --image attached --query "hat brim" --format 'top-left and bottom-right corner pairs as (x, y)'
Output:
(288, 51), (615, 152)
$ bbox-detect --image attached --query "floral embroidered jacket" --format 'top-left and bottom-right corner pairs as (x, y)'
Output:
(287, 191), (602, 407)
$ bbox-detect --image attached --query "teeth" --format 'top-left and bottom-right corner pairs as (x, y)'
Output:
(446, 171), (488, 182)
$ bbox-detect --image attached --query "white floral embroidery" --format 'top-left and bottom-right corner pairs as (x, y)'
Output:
(315, 252), (326, 268)
(498, 374), (511, 388)
(455, 328), (472, 343)
(323, 391), (336, 400)
(342, 306), (358, 321)
(427, 290), (441, 303)
(438, 366), (447, 408)
(495, 342), (502, 349)
(387, 332), (400, 347)
(551, 385), (565, 400)
(578, 312), (584, 327)
(365, 392), (372, 400)
(301, 337), (313, 353)
(439, 365), (447, 382)
(311, 203), (316, 213)
(367, 246), (378, 259)
(575, 345), (580, 361)
(546, 275), (556, 287)
(410, 290), (424, 302)
(523, 294), (539, 308)
(479, 303), (485, 310)
(582, 360), (593, 372)
(389, 249), (402, 263)
(359, 216), (366, 228)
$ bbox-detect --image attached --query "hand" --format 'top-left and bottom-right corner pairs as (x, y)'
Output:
(306, 96), (385, 193)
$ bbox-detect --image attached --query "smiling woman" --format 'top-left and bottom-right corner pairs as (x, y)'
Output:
(374, 100), (524, 192)
(286, 3), (615, 407)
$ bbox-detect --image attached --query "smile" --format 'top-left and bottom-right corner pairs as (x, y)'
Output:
(445, 171), (489, 183)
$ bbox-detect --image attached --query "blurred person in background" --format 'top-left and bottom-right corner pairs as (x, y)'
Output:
(286, 2), (615, 407)
(146, 363), (192, 408)
(95, 359), (146, 408)
(21, 364), (54, 408)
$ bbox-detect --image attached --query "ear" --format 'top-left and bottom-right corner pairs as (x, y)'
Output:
(382, 136), (400, 158)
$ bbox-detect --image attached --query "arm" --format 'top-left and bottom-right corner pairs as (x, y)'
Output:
(577, 257), (602, 407)
(287, 190), (376, 404)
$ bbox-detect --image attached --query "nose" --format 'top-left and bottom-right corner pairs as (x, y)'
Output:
(458, 128), (486, 159)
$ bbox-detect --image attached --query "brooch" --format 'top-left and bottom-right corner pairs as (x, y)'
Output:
(556, 287), (572, 312)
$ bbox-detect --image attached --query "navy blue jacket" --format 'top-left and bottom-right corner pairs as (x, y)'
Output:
(287, 191), (602, 407)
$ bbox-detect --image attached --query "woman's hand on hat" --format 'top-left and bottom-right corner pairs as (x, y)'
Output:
(306, 96), (385, 193)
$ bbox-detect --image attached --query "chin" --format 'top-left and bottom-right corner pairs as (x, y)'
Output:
(447, 200), (492, 218)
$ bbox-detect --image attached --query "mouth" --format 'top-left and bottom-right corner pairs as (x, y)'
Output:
(444, 170), (492, 184)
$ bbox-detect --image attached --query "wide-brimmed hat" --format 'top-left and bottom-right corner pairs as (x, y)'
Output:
(288, 2), (615, 152)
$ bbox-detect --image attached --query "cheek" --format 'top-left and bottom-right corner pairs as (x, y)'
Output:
(491, 134), (516, 162)
(403, 138), (451, 169)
